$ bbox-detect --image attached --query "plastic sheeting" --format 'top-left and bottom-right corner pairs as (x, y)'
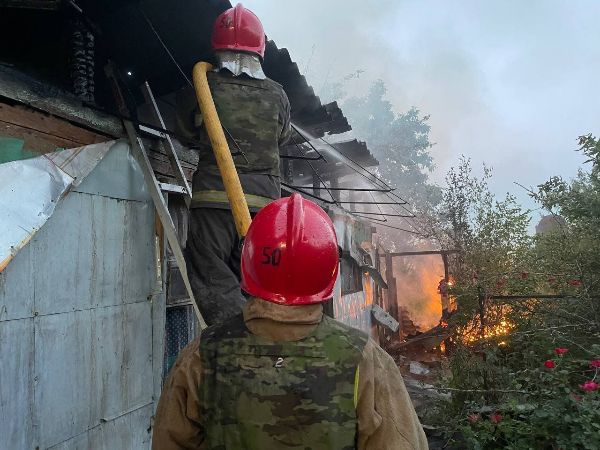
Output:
(0, 140), (116, 272)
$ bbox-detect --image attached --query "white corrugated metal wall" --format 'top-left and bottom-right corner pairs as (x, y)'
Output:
(0, 142), (165, 449)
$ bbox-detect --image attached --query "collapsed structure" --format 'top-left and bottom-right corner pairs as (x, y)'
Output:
(0, 1), (418, 448)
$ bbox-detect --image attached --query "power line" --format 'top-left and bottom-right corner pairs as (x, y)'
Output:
(139, 7), (193, 88)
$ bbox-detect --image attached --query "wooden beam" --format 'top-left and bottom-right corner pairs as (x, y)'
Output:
(0, 122), (80, 153)
(0, 102), (111, 154)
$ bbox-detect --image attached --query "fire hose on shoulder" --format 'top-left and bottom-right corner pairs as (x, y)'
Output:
(192, 62), (252, 237)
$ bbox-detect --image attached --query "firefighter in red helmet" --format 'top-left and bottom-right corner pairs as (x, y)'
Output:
(153, 194), (428, 450)
(177, 4), (292, 325)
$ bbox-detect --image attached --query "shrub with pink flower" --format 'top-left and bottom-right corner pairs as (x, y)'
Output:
(489, 412), (503, 424)
(554, 347), (569, 355)
(589, 360), (600, 369)
(467, 413), (480, 423)
(579, 380), (599, 392)
(544, 360), (556, 368)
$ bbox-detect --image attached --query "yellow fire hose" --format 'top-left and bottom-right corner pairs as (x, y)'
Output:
(192, 62), (252, 237)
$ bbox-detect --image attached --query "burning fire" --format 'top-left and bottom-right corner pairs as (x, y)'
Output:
(392, 254), (445, 331)
(459, 318), (514, 344)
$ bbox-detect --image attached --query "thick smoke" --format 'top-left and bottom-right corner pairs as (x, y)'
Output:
(247, 0), (599, 209)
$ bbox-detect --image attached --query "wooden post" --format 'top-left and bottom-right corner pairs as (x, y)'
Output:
(374, 245), (385, 344)
(330, 176), (341, 202)
(312, 173), (321, 198)
(385, 252), (400, 338)
(442, 251), (450, 282)
(348, 189), (357, 212)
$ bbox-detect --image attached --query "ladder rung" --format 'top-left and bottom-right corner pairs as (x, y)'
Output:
(159, 182), (188, 195)
(139, 124), (166, 139)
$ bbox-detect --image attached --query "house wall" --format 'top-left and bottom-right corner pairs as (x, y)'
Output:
(0, 142), (164, 449)
(329, 210), (378, 338)
(333, 274), (376, 338)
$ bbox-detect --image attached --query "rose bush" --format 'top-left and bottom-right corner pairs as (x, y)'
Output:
(429, 346), (600, 449)
(425, 138), (600, 448)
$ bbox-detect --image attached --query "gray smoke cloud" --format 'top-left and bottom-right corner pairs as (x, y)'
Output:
(246, 0), (600, 215)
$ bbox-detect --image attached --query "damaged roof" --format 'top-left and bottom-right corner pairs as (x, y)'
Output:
(262, 41), (349, 137)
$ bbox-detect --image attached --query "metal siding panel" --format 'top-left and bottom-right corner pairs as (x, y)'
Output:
(95, 302), (153, 421)
(33, 191), (149, 313)
(123, 199), (156, 302)
(0, 318), (34, 449)
(35, 310), (95, 449)
(0, 242), (34, 321)
(47, 404), (153, 450)
(32, 193), (94, 315)
(91, 194), (126, 308)
(152, 291), (166, 411)
(47, 432), (90, 450)
(73, 140), (151, 203)
(87, 404), (153, 450)
(3, 143), (159, 449)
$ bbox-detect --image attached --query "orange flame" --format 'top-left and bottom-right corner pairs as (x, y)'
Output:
(459, 318), (514, 344)
(393, 254), (444, 331)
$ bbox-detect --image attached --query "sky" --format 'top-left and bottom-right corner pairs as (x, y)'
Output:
(245, 0), (600, 218)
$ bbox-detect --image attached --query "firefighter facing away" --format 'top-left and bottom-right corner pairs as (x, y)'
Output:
(152, 194), (429, 450)
(177, 4), (292, 325)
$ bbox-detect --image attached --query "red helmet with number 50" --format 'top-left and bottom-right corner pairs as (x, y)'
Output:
(211, 4), (266, 59)
(241, 193), (339, 305)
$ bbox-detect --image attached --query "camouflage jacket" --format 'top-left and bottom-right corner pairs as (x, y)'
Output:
(176, 70), (291, 209)
(152, 298), (429, 450)
(199, 313), (368, 450)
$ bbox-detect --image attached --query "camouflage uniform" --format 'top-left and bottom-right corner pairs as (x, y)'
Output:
(176, 70), (291, 325)
(200, 314), (367, 449)
(152, 298), (429, 450)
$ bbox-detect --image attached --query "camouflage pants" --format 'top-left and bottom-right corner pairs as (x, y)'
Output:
(185, 208), (248, 326)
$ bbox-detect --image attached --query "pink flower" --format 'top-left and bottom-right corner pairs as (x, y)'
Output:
(580, 380), (600, 392)
(490, 412), (503, 424)
(568, 279), (582, 286)
(520, 272), (529, 280)
(467, 413), (480, 423)
(589, 360), (600, 369)
(544, 360), (556, 369)
(555, 347), (569, 355)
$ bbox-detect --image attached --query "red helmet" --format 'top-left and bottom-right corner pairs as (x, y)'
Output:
(241, 194), (339, 305)
(211, 4), (266, 59)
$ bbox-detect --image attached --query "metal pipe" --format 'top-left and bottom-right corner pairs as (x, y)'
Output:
(284, 186), (394, 192)
(383, 250), (459, 257)
(336, 201), (408, 205)
(352, 211), (415, 217)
